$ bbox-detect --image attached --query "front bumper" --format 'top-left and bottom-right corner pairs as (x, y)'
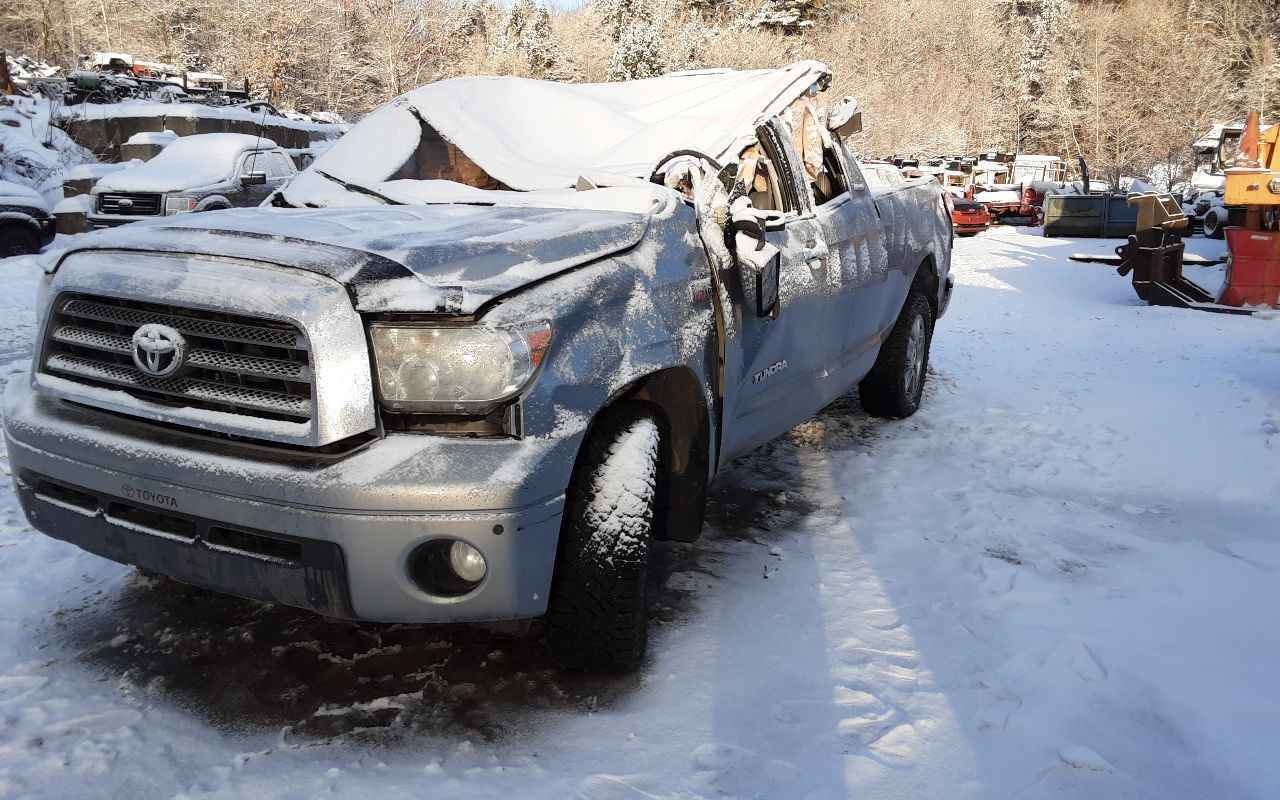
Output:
(87, 214), (160, 229)
(5, 381), (574, 623)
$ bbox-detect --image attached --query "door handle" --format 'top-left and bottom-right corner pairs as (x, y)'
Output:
(807, 257), (826, 271)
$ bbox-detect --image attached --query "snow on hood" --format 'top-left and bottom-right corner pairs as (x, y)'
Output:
(975, 189), (1021, 203)
(56, 204), (650, 314)
(125, 129), (179, 146)
(95, 133), (277, 193)
(288, 61), (831, 199)
(0, 179), (49, 212)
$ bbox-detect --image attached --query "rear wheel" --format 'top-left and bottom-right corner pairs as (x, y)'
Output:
(547, 405), (663, 672)
(1203, 208), (1226, 239)
(859, 292), (934, 419)
(0, 223), (40, 258)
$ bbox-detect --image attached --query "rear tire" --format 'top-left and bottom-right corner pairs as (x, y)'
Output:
(1203, 208), (1226, 239)
(547, 405), (663, 672)
(859, 292), (934, 419)
(0, 223), (40, 258)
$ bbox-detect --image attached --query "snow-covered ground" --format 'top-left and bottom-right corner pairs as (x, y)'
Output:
(1, 226), (1277, 799)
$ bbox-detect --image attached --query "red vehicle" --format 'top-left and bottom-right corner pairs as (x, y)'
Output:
(950, 195), (992, 235)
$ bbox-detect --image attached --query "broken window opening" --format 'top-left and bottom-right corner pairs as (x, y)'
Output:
(389, 119), (510, 191)
(813, 143), (849, 205)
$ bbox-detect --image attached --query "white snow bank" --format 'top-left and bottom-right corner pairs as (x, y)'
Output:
(95, 133), (276, 192)
(59, 100), (339, 133)
(975, 189), (1020, 203)
(66, 161), (136, 181)
(53, 194), (93, 214)
(2, 228), (1279, 799)
(124, 129), (178, 146)
(1, 94), (95, 207)
(0, 179), (48, 211)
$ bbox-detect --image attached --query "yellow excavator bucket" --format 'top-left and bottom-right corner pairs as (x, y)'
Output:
(1127, 192), (1188, 231)
(1224, 112), (1280, 207)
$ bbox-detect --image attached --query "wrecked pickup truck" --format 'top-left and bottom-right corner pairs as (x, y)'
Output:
(6, 61), (953, 671)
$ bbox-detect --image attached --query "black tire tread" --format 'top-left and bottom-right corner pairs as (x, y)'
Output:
(859, 292), (934, 419)
(547, 405), (662, 672)
(0, 222), (40, 258)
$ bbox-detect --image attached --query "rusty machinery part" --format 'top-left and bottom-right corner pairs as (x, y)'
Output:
(1220, 112), (1280, 307)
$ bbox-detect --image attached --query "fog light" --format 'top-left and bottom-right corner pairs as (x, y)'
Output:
(449, 540), (487, 583)
(408, 539), (487, 596)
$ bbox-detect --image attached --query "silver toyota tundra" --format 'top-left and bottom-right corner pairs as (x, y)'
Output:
(5, 61), (953, 671)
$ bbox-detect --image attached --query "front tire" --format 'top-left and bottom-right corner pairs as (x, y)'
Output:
(547, 405), (663, 672)
(859, 292), (934, 419)
(0, 223), (41, 258)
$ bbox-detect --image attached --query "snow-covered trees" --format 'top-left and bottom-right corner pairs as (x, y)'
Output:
(1, 0), (1276, 182)
(493, 0), (569, 78)
(607, 21), (666, 81)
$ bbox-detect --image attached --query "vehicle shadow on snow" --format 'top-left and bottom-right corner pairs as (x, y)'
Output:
(55, 387), (892, 748)
(59, 572), (641, 743)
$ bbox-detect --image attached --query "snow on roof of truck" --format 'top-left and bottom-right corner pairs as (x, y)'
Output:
(294, 61), (832, 196)
(95, 133), (279, 193)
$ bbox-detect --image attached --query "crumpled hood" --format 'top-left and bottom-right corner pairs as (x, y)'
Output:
(54, 205), (650, 314)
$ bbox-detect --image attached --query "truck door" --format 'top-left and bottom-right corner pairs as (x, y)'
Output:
(235, 151), (277, 207)
(810, 141), (892, 388)
(715, 120), (838, 464)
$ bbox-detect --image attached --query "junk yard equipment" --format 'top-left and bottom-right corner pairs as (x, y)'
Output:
(1220, 112), (1280, 307)
(1068, 193), (1250, 315)
(1181, 121), (1243, 237)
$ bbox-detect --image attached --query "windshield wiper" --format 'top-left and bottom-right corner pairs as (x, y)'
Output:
(315, 169), (403, 206)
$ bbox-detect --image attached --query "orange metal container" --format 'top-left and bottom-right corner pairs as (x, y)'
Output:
(1221, 227), (1280, 307)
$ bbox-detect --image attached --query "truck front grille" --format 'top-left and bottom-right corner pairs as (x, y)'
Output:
(97, 192), (162, 216)
(41, 294), (313, 424)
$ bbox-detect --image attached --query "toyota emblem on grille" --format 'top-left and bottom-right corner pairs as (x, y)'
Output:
(131, 324), (187, 378)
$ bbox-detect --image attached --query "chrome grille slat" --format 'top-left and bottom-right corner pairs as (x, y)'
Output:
(97, 192), (162, 216)
(51, 326), (310, 381)
(60, 298), (306, 350)
(41, 293), (314, 428)
(45, 354), (311, 419)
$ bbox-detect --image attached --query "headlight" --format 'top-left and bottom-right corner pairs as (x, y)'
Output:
(369, 321), (552, 413)
(165, 195), (197, 214)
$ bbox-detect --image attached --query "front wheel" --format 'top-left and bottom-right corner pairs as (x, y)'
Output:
(547, 405), (663, 672)
(0, 223), (41, 258)
(859, 292), (934, 419)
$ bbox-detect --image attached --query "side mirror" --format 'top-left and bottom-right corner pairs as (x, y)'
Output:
(826, 96), (863, 138)
(241, 171), (267, 187)
(732, 214), (781, 318)
(755, 249), (781, 319)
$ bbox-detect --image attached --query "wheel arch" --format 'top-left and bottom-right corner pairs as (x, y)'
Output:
(195, 195), (233, 212)
(911, 252), (941, 316)
(582, 367), (712, 543)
